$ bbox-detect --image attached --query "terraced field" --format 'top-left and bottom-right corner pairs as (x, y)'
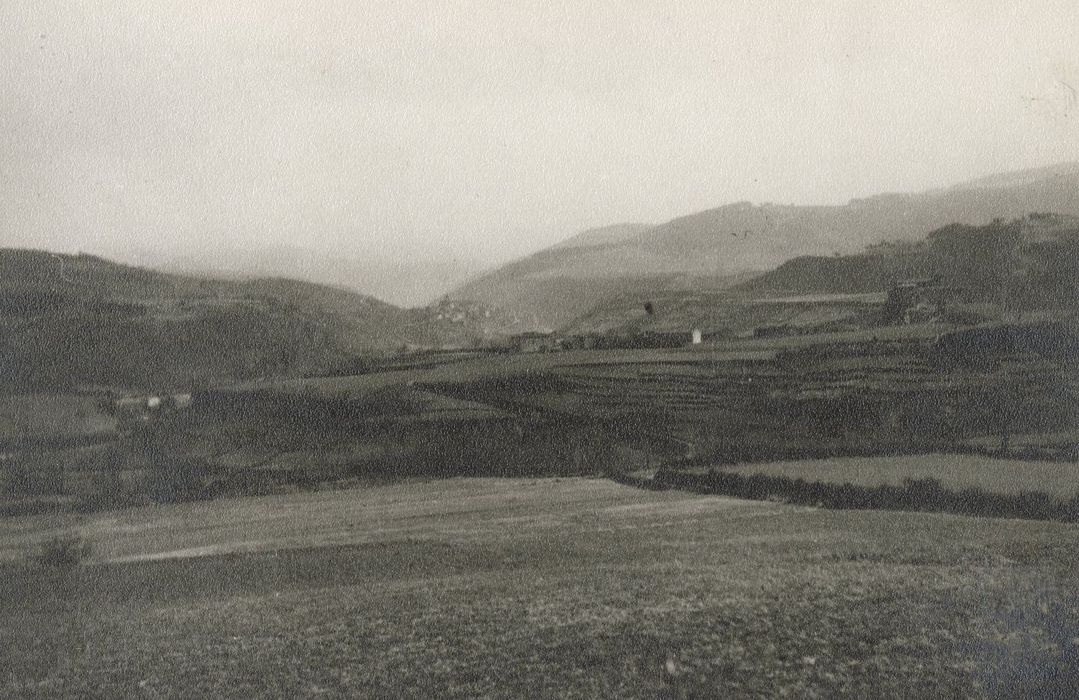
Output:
(10, 329), (1075, 513)
(3, 477), (1079, 697)
(192, 335), (1079, 481)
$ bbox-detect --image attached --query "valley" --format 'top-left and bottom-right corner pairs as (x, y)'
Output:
(7, 2), (1079, 694)
(4, 166), (1079, 698)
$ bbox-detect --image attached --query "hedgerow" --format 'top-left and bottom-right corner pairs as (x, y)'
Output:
(648, 469), (1079, 522)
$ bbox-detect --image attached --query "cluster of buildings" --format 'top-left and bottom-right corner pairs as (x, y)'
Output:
(883, 278), (965, 325)
(1, 391), (196, 505)
(506, 328), (705, 353)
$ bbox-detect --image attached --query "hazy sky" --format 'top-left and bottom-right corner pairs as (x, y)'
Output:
(3, 1), (1078, 266)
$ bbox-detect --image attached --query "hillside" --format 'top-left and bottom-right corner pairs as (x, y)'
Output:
(0, 250), (504, 392)
(736, 248), (937, 296)
(450, 163), (1079, 329)
(559, 213), (1079, 339)
(742, 213), (1079, 311)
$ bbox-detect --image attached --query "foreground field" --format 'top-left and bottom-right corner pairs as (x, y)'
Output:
(3, 478), (1079, 697)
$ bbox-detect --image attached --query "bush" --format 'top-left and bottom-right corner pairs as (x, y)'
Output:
(36, 534), (91, 573)
(150, 457), (209, 503)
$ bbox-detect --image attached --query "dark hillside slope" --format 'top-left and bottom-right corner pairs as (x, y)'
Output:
(739, 249), (936, 295)
(741, 213), (1079, 311)
(0, 250), (480, 392)
(451, 164), (1079, 328)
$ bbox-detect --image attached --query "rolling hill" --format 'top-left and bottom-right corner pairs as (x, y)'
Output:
(0, 250), (506, 392)
(450, 163), (1079, 329)
(562, 213), (1079, 339)
(742, 213), (1079, 309)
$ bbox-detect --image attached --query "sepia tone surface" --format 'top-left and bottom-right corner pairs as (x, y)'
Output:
(3, 1), (1079, 697)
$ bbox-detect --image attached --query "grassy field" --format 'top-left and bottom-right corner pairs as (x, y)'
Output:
(0, 394), (117, 445)
(3, 477), (1079, 697)
(716, 454), (1079, 500)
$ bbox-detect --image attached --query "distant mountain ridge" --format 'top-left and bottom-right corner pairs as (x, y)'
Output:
(943, 161), (1079, 192)
(450, 163), (1079, 329)
(123, 245), (486, 308)
(547, 223), (653, 250)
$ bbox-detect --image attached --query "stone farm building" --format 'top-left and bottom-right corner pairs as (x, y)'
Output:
(884, 278), (965, 324)
(509, 331), (559, 353)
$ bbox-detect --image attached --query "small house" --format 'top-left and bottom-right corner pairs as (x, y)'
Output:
(884, 278), (964, 324)
(560, 334), (599, 351)
(509, 331), (558, 353)
(168, 393), (194, 410)
(630, 330), (694, 349)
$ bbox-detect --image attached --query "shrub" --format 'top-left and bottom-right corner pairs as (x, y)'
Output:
(36, 534), (91, 573)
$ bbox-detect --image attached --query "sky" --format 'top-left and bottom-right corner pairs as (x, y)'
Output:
(2, 0), (1078, 270)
